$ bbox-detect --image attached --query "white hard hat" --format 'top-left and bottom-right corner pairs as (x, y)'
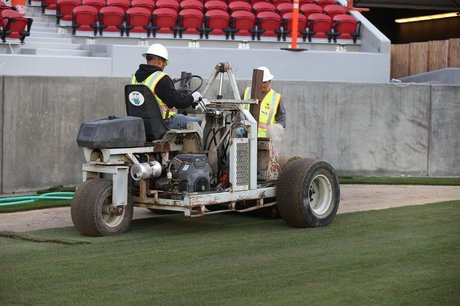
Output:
(142, 43), (169, 62)
(257, 66), (274, 82)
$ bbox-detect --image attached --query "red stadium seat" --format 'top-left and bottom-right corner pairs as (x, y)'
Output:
(331, 13), (360, 43)
(300, 3), (322, 20)
(175, 8), (203, 38)
(180, 0), (204, 12)
(56, 0), (81, 25)
(280, 11), (306, 41)
(106, 0), (130, 12)
(314, 0), (336, 9)
(201, 8), (230, 38)
(228, 10), (255, 39)
(151, 7), (177, 36)
(252, 2), (275, 15)
(130, 0), (155, 13)
(81, 0), (106, 11)
(302, 12), (332, 41)
(42, 0), (58, 14)
(155, 0), (179, 12)
(228, 1), (251, 13)
(299, 0), (314, 4)
(99, 6), (125, 36)
(276, 2), (293, 16)
(72, 5), (98, 35)
(255, 11), (281, 40)
(204, 1), (227, 12)
(0, 9), (33, 43)
(125, 7), (152, 36)
(323, 4), (347, 19)
(272, 0), (290, 6)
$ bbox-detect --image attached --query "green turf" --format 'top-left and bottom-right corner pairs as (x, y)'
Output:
(0, 201), (459, 305)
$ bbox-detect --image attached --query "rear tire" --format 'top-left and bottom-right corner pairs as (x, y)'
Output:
(277, 158), (340, 228)
(71, 179), (133, 236)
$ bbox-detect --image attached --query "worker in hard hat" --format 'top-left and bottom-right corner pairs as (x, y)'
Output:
(131, 43), (203, 129)
(242, 66), (286, 138)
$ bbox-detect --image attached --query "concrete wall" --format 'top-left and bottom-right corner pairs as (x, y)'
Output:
(0, 76), (458, 194)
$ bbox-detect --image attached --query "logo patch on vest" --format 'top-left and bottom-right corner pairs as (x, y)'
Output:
(128, 91), (145, 106)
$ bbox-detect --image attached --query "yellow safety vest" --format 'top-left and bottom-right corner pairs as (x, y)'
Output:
(131, 71), (176, 119)
(243, 87), (281, 138)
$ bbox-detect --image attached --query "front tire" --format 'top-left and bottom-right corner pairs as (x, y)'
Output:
(71, 179), (133, 236)
(277, 158), (340, 228)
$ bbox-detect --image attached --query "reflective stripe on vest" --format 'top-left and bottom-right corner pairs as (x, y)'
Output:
(243, 87), (281, 137)
(130, 72), (176, 119)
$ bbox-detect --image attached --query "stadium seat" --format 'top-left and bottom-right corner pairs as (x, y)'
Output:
(302, 12), (332, 42)
(42, 0), (58, 14)
(0, 9), (33, 43)
(155, 0), (179, 12)
(180, 0), (204, 12)
(174, 8), (203, 38)
(99, 6), (125, 36)
(81, 0), (106, 11)
(252, 2), (275, 15)
(204, 1), (228, 12)
(228, 10), (255, 39)
(130, 0), (155, 14)
(272, 0), (290, 5)
(276, 2), (293, 16)
(280, 11), (306, 41)
(330, 13), (360, 43)
(314, 0), (336, 9)
(151, 7), (177, 36)
(299, 0), (315, 4)
(250, 0), (270, 4)
(72, 5), (98, 35)
(201, 9), (230, 39)
(323, 4), (347, 19)
(124, 6), (153, 37)
(255, 11), (281, 40)
(106, 0), (130, 12)
(300, 3), (322, 20)
(56, 0), (81, 25)
(228, 1), (251, 13)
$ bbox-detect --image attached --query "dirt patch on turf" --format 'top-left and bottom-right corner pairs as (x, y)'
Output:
(0, 185), (459, 233)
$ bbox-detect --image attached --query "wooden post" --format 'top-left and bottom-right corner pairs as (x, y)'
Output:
(250, 69), (264, 122)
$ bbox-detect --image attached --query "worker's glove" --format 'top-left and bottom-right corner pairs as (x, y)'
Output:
(192, 91), (202, 103)
(195, 98), (211, 112)
(267, 123), (284, 143)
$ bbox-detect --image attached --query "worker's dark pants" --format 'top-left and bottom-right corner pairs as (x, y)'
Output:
(167, 114), (202, 129)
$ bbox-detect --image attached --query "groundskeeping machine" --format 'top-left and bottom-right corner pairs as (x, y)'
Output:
(71, 63), (340, 236)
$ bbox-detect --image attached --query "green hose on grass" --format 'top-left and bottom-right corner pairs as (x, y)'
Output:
(0, 192), (74, 207)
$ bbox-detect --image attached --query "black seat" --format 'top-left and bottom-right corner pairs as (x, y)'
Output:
(125, 84), (169, 141)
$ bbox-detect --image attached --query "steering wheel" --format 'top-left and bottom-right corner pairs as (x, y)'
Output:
(173, 75), (203, 94)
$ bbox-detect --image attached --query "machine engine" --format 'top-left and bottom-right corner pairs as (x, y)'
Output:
(169, 154), (212, 193)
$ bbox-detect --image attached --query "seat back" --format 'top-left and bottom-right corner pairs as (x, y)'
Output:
(230, 10), (255, 38)
(176, 8), (203, 37)
(56, 0), (81, 23)
(323, 4), (347, 19)
(256, 11), (281, 38)
(131, 0), (155, 13)
(253, 2), (276, 14)
(306, 13), (331, 39)
(99, 6), (125, 35)
(152, 7), (177, 35)
(125, 7), (151, 35)
(72, 5), (98, 35)
(332, 13), (359, 42)
(204, 1), (228, 12)
(300, 3), (322, 19)
(106, 0), (130, 12)
(228, 1), (251, 13)
(125, 84), (169, 141)
(204, 9), (230, 37)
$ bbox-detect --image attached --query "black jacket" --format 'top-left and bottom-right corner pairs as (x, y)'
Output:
(133, 64), (194, 109)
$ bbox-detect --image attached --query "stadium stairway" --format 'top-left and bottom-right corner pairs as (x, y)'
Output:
(4, 4), (107, 57)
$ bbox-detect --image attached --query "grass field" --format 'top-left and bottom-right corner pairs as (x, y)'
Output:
(1, 201), (459, 305)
